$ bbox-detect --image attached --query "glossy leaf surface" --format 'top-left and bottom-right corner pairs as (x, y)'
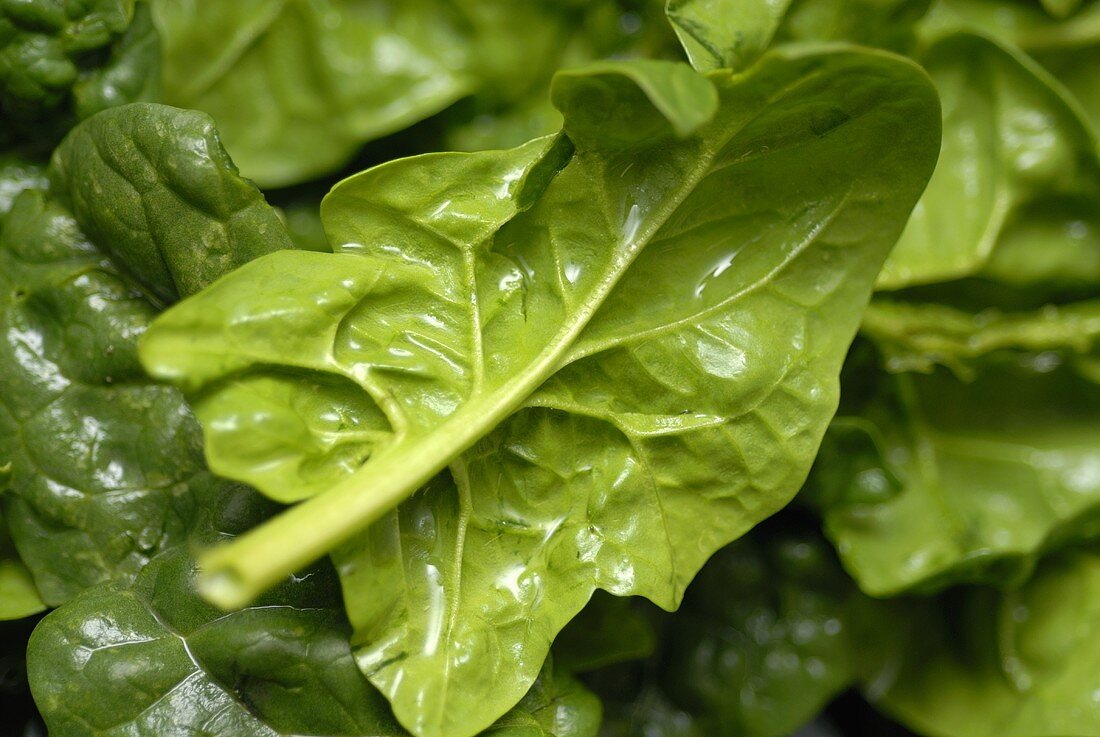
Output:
(29, 551), (599, 737)
(878, 34), (1100, 289)
(144, 50), (939, 737)
(0, 103), (289, 605)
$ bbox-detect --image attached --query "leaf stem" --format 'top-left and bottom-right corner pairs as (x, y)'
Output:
(198, 417), (470, 609)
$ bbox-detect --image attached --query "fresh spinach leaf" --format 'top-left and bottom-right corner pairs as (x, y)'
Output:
(877, 33), (1100, 289)
(811, 355), (1100, 596)
(142, 49), (939, 737)
(0, 0), (136, 145)
(871, 546), (1100, 737)
(0, 510), (43, 621)
(28, 549), (600, 737)
(0, 103), (289, 605)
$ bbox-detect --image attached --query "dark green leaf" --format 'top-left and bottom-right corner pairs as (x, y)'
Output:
(50, 103), (293, 304)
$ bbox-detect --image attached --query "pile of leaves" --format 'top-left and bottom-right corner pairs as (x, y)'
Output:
(1, 1), (1098, 736)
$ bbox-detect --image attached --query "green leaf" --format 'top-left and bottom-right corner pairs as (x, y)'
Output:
(0, 510), (44, 620)
(50, 103), (293, 304)
(149, 0), (476, 187)
(813, 358), (1100, 596)
(665, 0), (794, 72)
(878, 33), (1100, 289)
(596, 526), (894, 737)
(861, 299), (1100, 376)
(658, 529), (886, 737)
(776, 0), (934, 51)
(872, 546), (1100, 737)
(143, 49), (939, 737)
(72, 1), (162, 121)
(0, 154), (46, 217)
(29, 550), (600, 737)
(0, 0), (136, 143)
(0, 104), (288, 606)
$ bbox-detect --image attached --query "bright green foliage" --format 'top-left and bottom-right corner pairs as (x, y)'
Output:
(0, 510), (43, 620)
(142, 49), (939, 737)
(29, 549), (602, 737)
(665, 0), (793, 72)
(874, 547), (1100, 737)
(878, 34), (1100, 289)
(811, 355), (1100, 596)
(0, 103), (288, 606)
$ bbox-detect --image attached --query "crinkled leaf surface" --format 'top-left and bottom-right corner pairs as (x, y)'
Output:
(0, 0), (135, 143)
(29, 550), (599, 737)
(877, 34), (1100, 289)
(872, 546), (1100, 737)
(143, 49), (939, 737)
(0, 103), (288, 605)
(812, 357), (1100, 596)
(50, 103), (294, 304)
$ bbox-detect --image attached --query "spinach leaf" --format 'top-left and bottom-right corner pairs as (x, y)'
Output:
(142, 49), (939, 737)
(29, 550), (600, 737)
(0, 510), (43, 621)
(50, 103), (294, 304)
(0, 103), (289, 605)
(877, 33), (1100, 289)
(595, 525), (893, 737)
(664, 0), (932, 75)
(665, 0), (793, 72)
(0, 0), (136, 145)
(810, 356), (1100, 596)
(871, 546), (1100, 737)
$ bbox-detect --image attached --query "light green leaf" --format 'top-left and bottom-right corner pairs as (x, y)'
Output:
(872, 547), (1100, 737)
(813, 358), (1100, 596)
(877, 34), (1100, 289)
(665, 0), (793, 72)
(143, 49), (939, 737)
(861, 299), (1100, 376)
(0, 510), (44, 620)
(50, 103), (293, 304)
